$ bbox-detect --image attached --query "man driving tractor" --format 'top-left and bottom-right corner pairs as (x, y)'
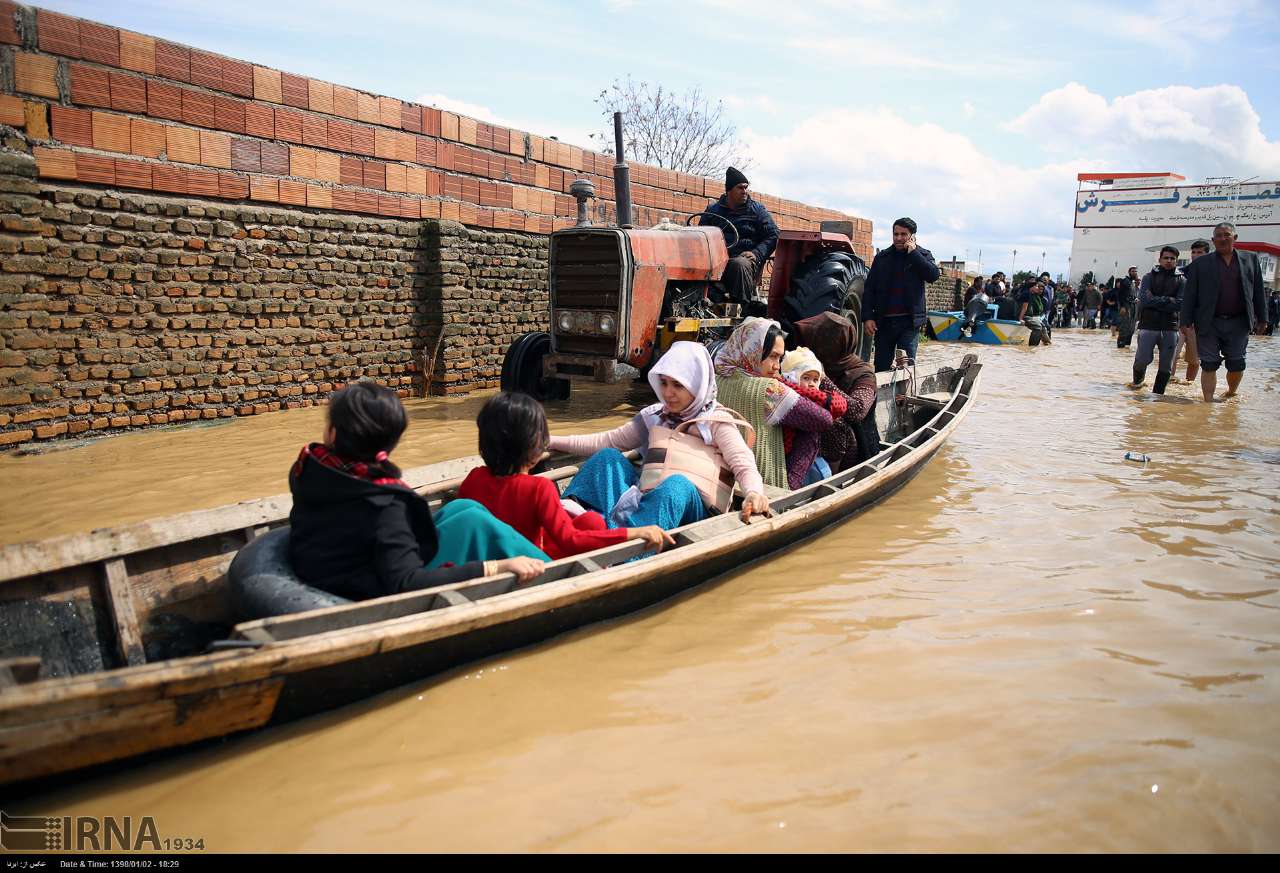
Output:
(703, 167), (779, 313)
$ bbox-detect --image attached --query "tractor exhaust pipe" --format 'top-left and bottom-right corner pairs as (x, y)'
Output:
(569, 178), (595, 227)
(612, 111), (633, 228)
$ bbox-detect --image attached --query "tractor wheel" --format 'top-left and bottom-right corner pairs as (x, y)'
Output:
(500, 332), (570, 401)
(705, 338), (728, 365)
(786, 250), (872, 360)
(840, 284), (873, 361)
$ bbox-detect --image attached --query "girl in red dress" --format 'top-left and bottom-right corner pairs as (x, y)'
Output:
(458, 392), (673, 560)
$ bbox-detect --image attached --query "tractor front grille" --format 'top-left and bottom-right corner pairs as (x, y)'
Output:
(551, 231), (624, 310)
(550, 230), (626, 356)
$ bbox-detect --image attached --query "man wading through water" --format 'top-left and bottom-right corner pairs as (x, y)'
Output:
(1181, 222), (1269, 402)
(1171, 239), (1209, 383)
(1129, 245), (1184, 394)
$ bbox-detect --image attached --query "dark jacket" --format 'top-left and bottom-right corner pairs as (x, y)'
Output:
(861, 244), (941, 327)
(1181, 248), (1267, 333)
(1117, 275), (1140, 309)
(1137, 266), (1183, 331)
(703, 194), (779, 263)
(288, 450), (482, 600)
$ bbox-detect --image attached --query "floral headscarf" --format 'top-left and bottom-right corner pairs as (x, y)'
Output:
(713, 317), (798, 426)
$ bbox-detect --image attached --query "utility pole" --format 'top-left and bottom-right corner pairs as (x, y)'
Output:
(1011, 249), (1017, 280)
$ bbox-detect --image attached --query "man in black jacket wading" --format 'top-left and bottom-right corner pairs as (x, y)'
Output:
(1130, 245), (1184, 394)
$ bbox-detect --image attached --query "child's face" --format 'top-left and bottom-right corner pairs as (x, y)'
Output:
(799, 371), (821, 390)
(658, 375), (694, 414)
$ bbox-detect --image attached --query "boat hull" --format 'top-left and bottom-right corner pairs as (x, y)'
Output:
(928, 310), (1031, 345)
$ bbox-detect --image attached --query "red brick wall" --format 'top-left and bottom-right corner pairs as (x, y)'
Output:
(0, 2), (873, 259)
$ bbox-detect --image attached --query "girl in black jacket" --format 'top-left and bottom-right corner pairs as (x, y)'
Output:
(288, 381), (546, 600)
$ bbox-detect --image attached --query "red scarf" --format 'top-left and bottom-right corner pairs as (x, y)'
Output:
(779, 379), (848, 453)
(293, 443), (407, 487)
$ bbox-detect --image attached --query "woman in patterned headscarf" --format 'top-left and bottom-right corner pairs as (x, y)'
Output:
(714, 317), (836, 489)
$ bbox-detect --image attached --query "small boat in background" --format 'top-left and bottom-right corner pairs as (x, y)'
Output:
(928, 305), (1042, 346)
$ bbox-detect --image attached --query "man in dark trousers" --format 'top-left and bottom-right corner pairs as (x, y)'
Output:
(1173, 239), (1210, 383)
(1101, 281), (1119, 327)
(703, 166), (778, 310)
(1130, 245), (1184, 394)
(1114, 266), (1141, 347)
(1181, 222), (1269, 402)
(861, 217), (941, 371)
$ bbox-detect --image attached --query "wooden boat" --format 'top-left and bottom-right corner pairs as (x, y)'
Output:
(0, 356), (981, 791)
(927, 307), (1041, 346)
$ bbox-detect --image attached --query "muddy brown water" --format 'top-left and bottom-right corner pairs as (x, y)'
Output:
(5, 331), (1279, 852)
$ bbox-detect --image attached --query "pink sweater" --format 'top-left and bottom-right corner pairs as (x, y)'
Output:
(549, 413), (766, 498)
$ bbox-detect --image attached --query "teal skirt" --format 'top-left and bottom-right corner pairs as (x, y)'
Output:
(425, 498), (550, 569)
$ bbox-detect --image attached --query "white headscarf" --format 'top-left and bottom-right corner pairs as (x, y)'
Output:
(640, 341), (718, 444)
(781, 347), (823, 385)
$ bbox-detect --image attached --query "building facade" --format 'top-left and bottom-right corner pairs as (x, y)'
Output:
(1070, 173), (1280, 288)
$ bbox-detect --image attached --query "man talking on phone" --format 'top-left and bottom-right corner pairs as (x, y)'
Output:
(861, 217), (941, 371)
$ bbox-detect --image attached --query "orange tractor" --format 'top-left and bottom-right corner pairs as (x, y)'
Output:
(501, 114), (868, 401)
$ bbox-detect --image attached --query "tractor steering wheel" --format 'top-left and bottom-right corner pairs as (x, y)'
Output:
(686, 212), (740, 249)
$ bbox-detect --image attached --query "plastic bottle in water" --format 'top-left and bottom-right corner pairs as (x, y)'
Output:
(1124, 451), (1150, 463)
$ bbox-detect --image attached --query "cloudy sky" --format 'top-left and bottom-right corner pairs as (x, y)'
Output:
(43, 0), (1280, 277)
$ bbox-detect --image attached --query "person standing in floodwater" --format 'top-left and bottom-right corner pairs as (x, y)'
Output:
(1180, 222), (1269, 402)
(1129, 245), (1184, 395)
(861, 217), (941, 371)
(1172, 239), (1210, 383)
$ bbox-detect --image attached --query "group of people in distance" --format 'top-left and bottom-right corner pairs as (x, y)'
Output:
(286, 312), (879, 603)
(953, 222), (1272, 403)
(958, 270), (1059, 343)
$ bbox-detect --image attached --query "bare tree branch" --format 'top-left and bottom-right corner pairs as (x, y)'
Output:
(589, 76), (751, 178)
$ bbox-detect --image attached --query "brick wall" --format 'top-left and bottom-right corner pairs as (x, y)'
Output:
(926, 269), (967, 312)
(0, 2), (872, 448)
(0, 143), (550, 445)
(421, 221), (549, 395)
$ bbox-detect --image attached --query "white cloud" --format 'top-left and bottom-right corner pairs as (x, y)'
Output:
(417, 93), (503, 124)
(725, 94), (780, 115)
(739, 79), (1278, 278)
(1080, 0), (1258, 45)
(743, 107), (1083, 275)
(416, 92), (597, 150)
(697, 0), (950, 25)
(962, 101), (976, 119)
(1006, 82), (1280, 180)
(784, 36), (1027, 76)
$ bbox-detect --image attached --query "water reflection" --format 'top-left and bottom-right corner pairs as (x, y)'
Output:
(8, 332), (1280, 851)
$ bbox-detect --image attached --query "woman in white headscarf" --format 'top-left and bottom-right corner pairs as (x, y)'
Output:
(551, 342), (770, 527)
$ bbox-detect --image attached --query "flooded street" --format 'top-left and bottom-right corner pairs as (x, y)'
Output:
(5, 330), (1279, 852)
